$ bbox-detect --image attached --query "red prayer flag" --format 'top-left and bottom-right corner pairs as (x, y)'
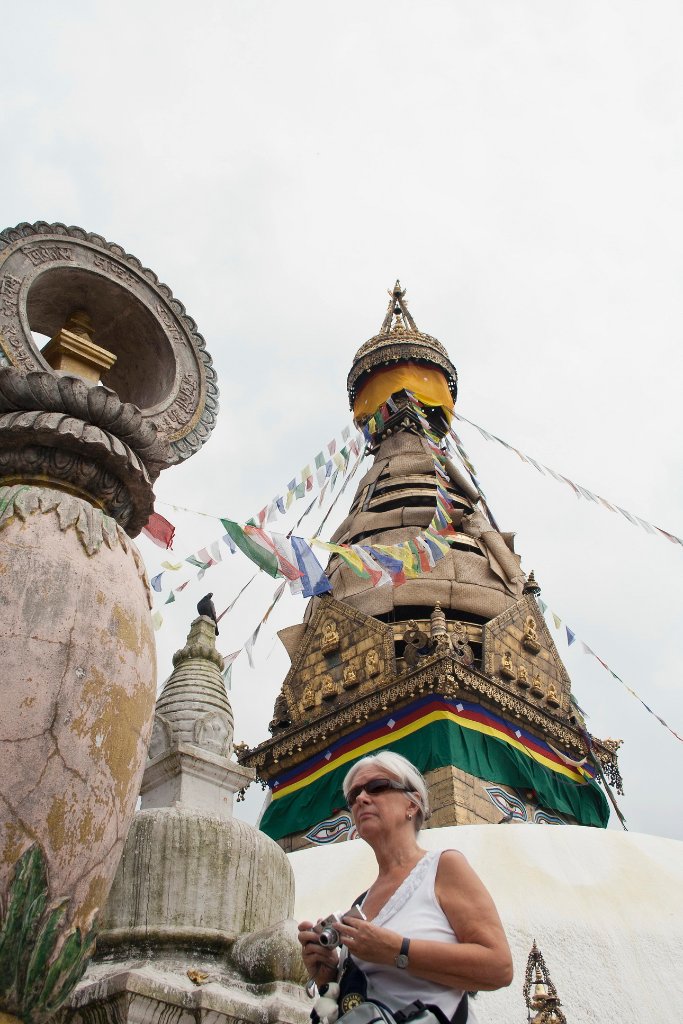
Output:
(142, 512), (175, 549)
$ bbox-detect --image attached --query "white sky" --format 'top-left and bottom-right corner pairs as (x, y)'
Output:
(2, 1), (682, 840)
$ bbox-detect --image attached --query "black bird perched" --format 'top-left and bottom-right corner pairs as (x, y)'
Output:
(197, 593), (219, 635)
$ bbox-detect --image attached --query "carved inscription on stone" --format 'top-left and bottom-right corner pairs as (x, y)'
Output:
(161, 373), (199, 432)
(22, 244), (74, 266)
(93, 254), (138, 288)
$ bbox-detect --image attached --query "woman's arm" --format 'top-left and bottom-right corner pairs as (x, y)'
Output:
(297, 920), (340, 987)
(337, 851), (513, 992)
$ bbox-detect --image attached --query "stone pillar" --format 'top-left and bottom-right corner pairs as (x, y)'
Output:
(0, 222), (218, 1023)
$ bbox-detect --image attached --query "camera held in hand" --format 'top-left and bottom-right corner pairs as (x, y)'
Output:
(314, 903), (366, 947)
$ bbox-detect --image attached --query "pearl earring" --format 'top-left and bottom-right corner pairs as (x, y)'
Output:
(407, 813), (413, 820)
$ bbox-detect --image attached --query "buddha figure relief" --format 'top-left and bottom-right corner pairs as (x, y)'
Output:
(302, 683), (316, 710)
(321, 619), (340, 654)
(500, 650), (515, 679)
(321, 675), (337, 700)
(545, 683), (561, 708)
(342, 664), (359, 689)
(365, 649), (380, 677)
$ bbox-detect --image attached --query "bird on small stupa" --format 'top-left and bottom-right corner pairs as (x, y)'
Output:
(197, 593), (219, 635)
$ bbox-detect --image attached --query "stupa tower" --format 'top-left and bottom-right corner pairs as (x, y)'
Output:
(240, 284), (622, 851)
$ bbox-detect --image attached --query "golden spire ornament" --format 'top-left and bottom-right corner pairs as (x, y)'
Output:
(523, 941), (568, 1023)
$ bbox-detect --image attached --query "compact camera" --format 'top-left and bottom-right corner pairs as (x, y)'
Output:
(314, 903), (366, 947)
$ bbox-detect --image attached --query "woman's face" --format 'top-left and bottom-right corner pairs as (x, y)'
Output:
(348, 763), (418, 840)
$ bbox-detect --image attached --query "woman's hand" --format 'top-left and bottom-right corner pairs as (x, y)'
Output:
(298, 920), (340, 985)
(338, 916), (402, 965)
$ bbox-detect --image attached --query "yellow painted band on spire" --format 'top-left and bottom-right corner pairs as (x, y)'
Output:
(353, 362), (454, 423)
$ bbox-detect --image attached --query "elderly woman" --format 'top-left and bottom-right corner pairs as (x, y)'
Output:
(298, 752), (512, 1023)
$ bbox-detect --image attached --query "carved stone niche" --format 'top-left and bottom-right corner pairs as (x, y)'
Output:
(276, 597), (395, 727)
(0, 223), (219, 534)
(482, 595), (572, 716)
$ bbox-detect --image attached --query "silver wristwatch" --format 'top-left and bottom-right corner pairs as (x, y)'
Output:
(395, 937), (410, 969)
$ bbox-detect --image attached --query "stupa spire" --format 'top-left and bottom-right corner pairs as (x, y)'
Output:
(240, 287), (621, 851)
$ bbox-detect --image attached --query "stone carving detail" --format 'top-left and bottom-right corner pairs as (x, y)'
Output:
(269, 691), (292, 733)
(530, 673), (545, 699)
(545, 683), (560, 708)
(0, 483), (150, 593)
(320, 619), (340, 654)
(148, 714), (173, 760)
(302, 684), (316, 710)
(0, 367), (168, 467)
(342, 664), (359, 689)
(365, 649), (380, 677)
(321, 675), (337, 700)
(0, 442), (137, 528)
(523, 615), (542, 654)
(194, 711), (233, 755)
(451, 621), (474, 667)
(0, 221), (218, 465)
(500, 651), (515, 679)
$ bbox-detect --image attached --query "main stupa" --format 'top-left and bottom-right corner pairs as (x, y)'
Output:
(240, 283), (622, 850)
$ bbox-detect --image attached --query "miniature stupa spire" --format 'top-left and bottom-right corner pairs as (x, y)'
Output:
(73, 611), (309, 1020)
(240, 285), (622, 851)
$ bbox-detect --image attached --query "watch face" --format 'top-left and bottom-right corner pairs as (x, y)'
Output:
(395, 954), (410, 969)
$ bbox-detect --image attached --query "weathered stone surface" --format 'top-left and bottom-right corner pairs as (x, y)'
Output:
(0, 222), (218, 466)
(0, 486), (156, 938)
(231, 918), (308, 984)
(98, 810), (295, 948)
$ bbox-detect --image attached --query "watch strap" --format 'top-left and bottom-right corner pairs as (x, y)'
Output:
(395, 937), (410, 968)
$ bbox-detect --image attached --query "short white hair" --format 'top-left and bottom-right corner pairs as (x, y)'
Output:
(343, 752), (430, 830)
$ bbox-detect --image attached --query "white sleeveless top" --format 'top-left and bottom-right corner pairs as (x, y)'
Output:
(350, 850), (474, 1022)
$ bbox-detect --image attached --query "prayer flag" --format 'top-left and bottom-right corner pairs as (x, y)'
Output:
(151, 573), (163, 592)
(566, 627), (576, 646)
(414, 534), (436, 570)
(220, 520), (280, 578)
(164, 591), (175, 605)
(352, 545), (391, 587)
(312, 539), (370, 578)
(151, 611), (163, 630)
(291, 536), (333, 596)
(142, 512), (176, 550)
(328, 439), (337, 456)
(269, 532), (304, 581)
(161, 560), (183, 571)
(263, 581), (287, 622)
(367, 546), (406, 585)
(222, 533), (237, 554)
(245, 624), (262, 668)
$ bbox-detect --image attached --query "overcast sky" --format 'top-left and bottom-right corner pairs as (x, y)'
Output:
(3, 1), (682, 840)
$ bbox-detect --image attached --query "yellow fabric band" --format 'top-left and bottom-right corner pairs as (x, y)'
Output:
(353, 362), (454, 422)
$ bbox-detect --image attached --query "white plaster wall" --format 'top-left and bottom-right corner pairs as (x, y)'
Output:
(289, 825), (683, 1023)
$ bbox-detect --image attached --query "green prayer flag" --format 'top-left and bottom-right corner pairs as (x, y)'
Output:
(220, 519), (280, 578)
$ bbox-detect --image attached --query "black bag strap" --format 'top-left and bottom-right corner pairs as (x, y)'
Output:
(451, 994), (468, 1024)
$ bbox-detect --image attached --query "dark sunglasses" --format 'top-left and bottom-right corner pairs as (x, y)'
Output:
(347, 777), (412, 809)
